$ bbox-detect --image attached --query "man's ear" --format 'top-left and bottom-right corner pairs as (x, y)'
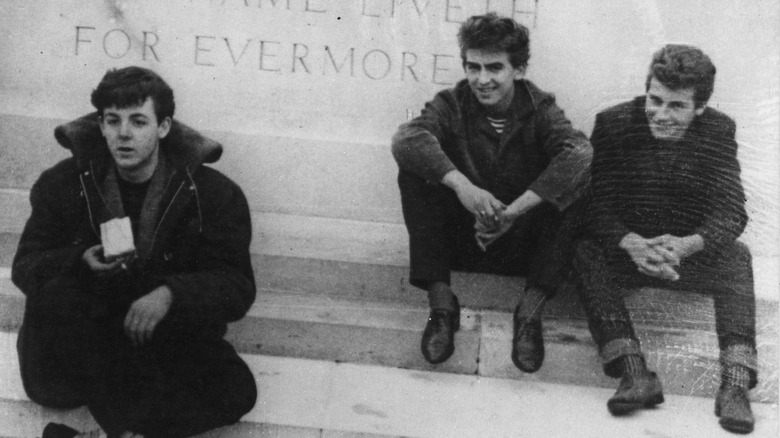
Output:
(513, 66), (526, 80)
(98, 115), (106, 136)
(694, 106), (706, 117)
(157, 117), (172, 140)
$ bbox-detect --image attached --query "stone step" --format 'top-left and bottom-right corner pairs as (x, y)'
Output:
(1, 272), (777, 403)
(0, 400), (389, 438)
(1, 191), (778, 305)
(0, 342), (777, 438)
(1, 230), (777, 323)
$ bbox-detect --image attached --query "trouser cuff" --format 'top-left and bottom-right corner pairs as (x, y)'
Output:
(721, 344), (758, 389)
(601, 338), (644, 378)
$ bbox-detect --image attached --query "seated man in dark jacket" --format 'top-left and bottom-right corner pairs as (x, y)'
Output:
(391, 13), (591, 371)
(574, 44), (757, 433)
(13, 66), (257, 438)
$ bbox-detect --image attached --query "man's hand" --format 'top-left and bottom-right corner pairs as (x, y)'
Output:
(474, 190), (542, 251)
(442, 170), (506, 226)
(647, 234), (704, 261)
(619, 233), (679, 281)
(455, 184), (506, 225)
(475, 210), (516, 250)
(82, 244), (126, 277)
(124, 285), (173, 347)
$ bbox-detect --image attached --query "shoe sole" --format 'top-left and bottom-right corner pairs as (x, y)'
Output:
(607, 394), (665, 416)
(511, 350), (543, 373)
(716, 405), (754, 434)
(718, 418), (754, 434)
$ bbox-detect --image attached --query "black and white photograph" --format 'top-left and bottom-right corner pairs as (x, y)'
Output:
(0, 1), (777, 437)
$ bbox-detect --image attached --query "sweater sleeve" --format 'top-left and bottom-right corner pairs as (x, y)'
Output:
(586, 111), (633, 248)
(391, 92), (457, 183)
(526, 94), (593, 211)
(693, 117), (748, 249)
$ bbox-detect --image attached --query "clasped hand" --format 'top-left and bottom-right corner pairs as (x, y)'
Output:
(619, 233), (703, 281)
(474, 208), (519, 251)
(452, 183), (518, 250)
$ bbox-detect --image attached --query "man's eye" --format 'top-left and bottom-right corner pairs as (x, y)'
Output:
(106, 119), (119, 125)
(132, 120), (147, 127)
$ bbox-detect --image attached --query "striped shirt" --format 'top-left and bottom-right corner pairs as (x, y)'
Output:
(486, 116), (507, 134)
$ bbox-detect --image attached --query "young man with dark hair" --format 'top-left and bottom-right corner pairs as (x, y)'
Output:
(575, 44), (757, 433)
(13, 66), (257, 438)
(391, 13), (591, 370)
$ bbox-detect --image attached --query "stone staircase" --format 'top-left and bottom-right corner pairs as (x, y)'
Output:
(0, 113), (777, 437)
(0, 210), (778, 437)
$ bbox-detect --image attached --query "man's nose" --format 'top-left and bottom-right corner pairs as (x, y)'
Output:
(118, 121), (131, 137)
(653, 105), (671, 120)
(477, 69), (491, 84)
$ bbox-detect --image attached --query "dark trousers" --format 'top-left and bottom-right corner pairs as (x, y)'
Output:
(18, 279), (257, 438)
(573, 238), (757, 386)
(398, 170), (571, 295)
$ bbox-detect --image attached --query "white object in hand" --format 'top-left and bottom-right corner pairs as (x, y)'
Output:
(100, 217), (136, 262)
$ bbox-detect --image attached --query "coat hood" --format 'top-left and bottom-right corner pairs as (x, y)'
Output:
(53, 112), (223, 172)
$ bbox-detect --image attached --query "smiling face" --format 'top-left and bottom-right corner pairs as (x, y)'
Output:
(464, 49), (525, 115)
(100, 97), (171, 183)
(645, 77), (704, 142)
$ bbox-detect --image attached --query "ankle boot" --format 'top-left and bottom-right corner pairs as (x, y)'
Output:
(421, 296), (460, 364)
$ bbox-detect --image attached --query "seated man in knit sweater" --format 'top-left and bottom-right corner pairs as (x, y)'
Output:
(391, 13), (591, 371)
(574, 44), (757, 433)
(13, 67), (257, 438)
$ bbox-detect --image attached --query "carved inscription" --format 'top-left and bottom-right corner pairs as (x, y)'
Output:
(71, 0), (538, 84)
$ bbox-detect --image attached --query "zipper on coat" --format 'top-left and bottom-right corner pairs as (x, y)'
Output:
(79, 171), (100, 238)
(148, 180), (187, 252)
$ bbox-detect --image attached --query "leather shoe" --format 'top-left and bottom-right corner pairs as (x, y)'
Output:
(715, 385), (754, 434)
(421, 301), (460, 364)
(607, 371), (664, 415)
(42, 423), (102, 438)
(511, 309), (544, 373)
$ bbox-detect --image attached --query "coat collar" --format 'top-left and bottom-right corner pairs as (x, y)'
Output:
(458, 78), (542, 121)
(53, 112), (223, 175)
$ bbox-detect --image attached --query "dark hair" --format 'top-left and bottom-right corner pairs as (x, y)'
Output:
(645, 44), (716, 108)
(91, 66), (175, 122)
(457, 13), (530, 69)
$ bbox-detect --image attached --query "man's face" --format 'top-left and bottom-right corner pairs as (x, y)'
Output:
(100, 97), (171, 181)
(464, 49), (525, 114)
(645, 77), (704, 141)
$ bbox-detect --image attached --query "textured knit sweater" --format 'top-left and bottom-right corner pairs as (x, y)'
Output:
(391, 79), (592, 210)
(587, 96), (748, 251)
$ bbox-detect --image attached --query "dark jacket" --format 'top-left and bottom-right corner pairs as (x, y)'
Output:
(12, 113), (256, 339)
(391, 79), (592, 210)
(586, 96), (748, 251)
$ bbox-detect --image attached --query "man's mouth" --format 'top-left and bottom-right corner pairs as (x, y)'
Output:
(652, 121), (675, 130)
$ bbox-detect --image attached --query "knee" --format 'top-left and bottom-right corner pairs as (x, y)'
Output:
(218, 359), (258, 422)
(729, 241), (752, 265)
(572, 239), (602, 271)
(19, 350), (87, 409)
(25, 384), (86, 410)
(702, 240), (753, 283)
